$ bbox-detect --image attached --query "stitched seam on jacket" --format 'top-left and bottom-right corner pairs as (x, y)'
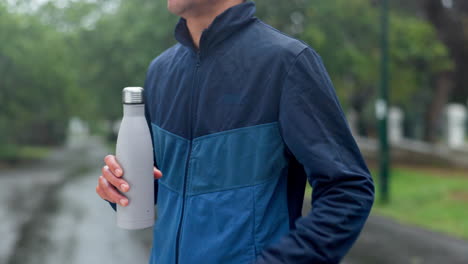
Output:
(151, 123), (190, 142)
(158, 181), (182, 195)
(192, 122), (278, 142)
(276, 47), (308, 152)
(187, 176), (278, 197)
(252, 178), (258, 258)
(255, 20), (310, 50)
(254, 19), (308, 97)
(287, 51), (348, 172)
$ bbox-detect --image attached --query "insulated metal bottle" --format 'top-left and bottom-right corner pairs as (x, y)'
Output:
(116, 87), (155, 229)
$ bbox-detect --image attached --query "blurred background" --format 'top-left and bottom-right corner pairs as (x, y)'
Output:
(0, 0), (467, 263)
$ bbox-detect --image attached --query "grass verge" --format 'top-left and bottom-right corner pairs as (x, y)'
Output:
(0, 145), (51, 163)
(305, 166), (468, 240)
(372, 166), (468, 240)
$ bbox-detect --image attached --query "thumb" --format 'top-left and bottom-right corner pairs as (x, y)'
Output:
(153, 167), (163, 179)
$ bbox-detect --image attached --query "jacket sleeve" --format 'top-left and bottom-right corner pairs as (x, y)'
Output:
(256, 48), (374, 264)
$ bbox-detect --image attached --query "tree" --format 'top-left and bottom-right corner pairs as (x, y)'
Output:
(422, 0), (468, 141)
(296, 0), (453, 137)
(76, 0), (177, 122)
(390, 0), (468, 141)
(0, 3), (79, 147)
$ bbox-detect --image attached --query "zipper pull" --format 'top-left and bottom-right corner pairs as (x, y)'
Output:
(196, 52), (201, 67)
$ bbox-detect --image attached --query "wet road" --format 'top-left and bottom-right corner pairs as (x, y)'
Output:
(0, 137), (152, 264)
(344, 215), (468, 264)
(302, 200), (468, 264)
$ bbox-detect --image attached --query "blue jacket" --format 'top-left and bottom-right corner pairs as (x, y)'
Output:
(141, 1), (374, 263)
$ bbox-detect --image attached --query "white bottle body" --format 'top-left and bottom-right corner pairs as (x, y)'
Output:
(116, 104), (155, 229)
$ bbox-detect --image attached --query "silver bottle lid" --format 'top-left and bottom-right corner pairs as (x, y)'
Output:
(122, 87), (144, 104)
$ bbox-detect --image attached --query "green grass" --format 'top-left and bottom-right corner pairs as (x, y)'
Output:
(306, 167), (468, 240)
(0, 145), (51, 162)
(372, 167), (468, 240)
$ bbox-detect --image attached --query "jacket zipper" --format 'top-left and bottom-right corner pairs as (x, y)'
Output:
(175, 51), (201, 264)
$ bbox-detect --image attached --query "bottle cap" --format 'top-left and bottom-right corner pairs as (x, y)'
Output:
(122, 87), (144, 104)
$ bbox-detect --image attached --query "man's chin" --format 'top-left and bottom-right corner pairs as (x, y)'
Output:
(167, 1), (188, 16)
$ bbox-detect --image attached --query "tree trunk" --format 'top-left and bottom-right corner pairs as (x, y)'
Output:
(424, 71), (453, 142)
(424, 0), (468, 101)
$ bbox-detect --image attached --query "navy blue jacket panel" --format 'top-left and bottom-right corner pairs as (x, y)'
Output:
(141, 1), (374, 263)
(256, 45), (375, 264)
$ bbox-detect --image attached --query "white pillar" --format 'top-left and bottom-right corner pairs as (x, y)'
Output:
(347, 109), (358, 136)
(446, 103), (466, 149)
(67, 117), (89, 148)
(113, 119), (122, 136)
(388, 107), (404, 144)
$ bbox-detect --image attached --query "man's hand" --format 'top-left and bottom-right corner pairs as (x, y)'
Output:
(96, 154), (163, 207)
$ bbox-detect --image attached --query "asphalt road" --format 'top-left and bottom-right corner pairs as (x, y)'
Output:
(0, 137), (152, 264)
(344, 215), (468, 264)
(301, 201), (468, 264)
(1, 136), (467, 264)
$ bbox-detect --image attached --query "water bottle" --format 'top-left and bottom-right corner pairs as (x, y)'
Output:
(116, 87), (155, 229)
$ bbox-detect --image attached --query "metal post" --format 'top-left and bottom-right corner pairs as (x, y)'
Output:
(378, 0), (390, 204)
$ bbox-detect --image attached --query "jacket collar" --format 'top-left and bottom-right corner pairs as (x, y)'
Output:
(174, 1), (256, 54)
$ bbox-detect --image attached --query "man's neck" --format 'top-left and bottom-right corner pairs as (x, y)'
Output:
(185, 0), (244, 49)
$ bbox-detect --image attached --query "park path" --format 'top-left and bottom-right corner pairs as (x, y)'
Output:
(302, 200), (468, 264)
(344, 214), (468, 264)
(0, 136), (152, 264)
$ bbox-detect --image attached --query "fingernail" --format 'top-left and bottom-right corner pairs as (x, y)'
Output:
(120, 199), (128, 206)
(121, 183), (129, 192)
(115, 169), (122, 177)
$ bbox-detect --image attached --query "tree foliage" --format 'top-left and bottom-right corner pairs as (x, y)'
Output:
(0, 2), (77, 146)
(77, 0), (177, 121)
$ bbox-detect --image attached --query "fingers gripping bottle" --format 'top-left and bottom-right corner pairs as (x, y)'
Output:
(116, 87), (155, 229)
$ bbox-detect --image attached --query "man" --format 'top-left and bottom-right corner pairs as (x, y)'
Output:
(96, 0), (375, 263)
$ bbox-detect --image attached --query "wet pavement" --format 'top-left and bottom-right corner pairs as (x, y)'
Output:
(1, 136), (467, 264)
(302, 201), (468, 264)
(0, 137), (151, 264)
(344, 215), (468, 264)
